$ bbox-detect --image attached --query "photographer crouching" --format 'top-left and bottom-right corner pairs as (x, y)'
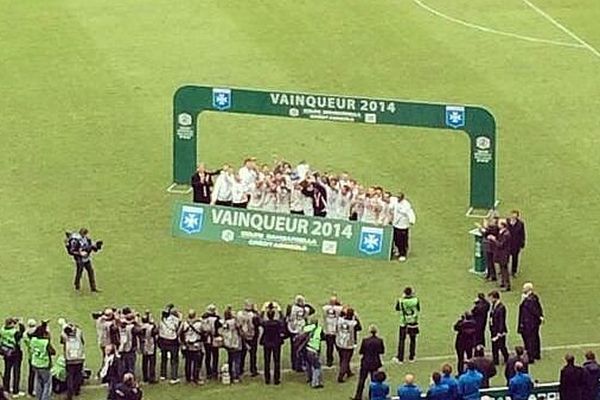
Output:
(65, 228), (103, 292)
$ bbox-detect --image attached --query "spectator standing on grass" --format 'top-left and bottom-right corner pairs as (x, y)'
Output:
(457, 361), (482, 400)
(505, 346), (529, 385)
(397, 374), (422, 400)
(237, 301), (260, 377)
(427, 372), (452, 400)
(508, 362), (533, 400)
(260, 307), (285, 385)
(0, 317), (25, 397)
(390, 193), (416, 262)
(453, 312), (476, 375)
(440, 364), (459, 400)
(191, 163), (215, 204)
(488, 290), (509, 366)
(158, 305), (181, 384)
(201, 304), (221, 380)
(393, 287), (420, 364)
(560, 354), (585, 400)
(351, 324), (385, 400)
(369, 371), (389, 400)
(507, 210), (526, 277)
(471, 293), (490, 348)
(323, 296), (343, 368)
(582, 351), (600, 400)
(30, 322), (55, 400)
(336, 307), (362, 383)
(23, 319), (37, 397)
(518, 282), (544, 363)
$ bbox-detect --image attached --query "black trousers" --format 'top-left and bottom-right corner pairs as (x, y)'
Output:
(141, 354), (156, 383)
(74, 260), (97, 291)
(204, 346), (219, 379)
(215, 200), (232, 207)
(353, 367), (376, 400)
(393, 228), (409, 257)
(455, 345), (473, 375)
(498, 261), (511, 289)
(491, 336), (509, 365)
(290, 210), (304, 215)
(522, 328), (541, 361)
(27, 361), (35, 396)
(337, 348), (354, 381)
(289, 334), (303, 372)
(485, 252), (497, 280)
(313, 210), (327, 218)
(159, 344), (179, 380)
(66, 362), (83, 400)
(232, 201), (248, 209)
(183, 350), (203, 382)
(397, 326), (418, 361)
(510, 249), (521, 275)
(263, 346), (281, 384)
(3, 353), (22, 394)
(119, 351), (136, 378)
(241, 336), (258, 375)
(324, 335), (336, 367)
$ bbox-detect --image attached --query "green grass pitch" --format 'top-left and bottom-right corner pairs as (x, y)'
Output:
(1, 0), (599, 399)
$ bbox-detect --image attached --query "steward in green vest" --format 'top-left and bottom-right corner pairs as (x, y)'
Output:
(0, 318), (25, 395)
(393, 287), (421, 363)
(30, 324), (56, 400)
(303, 317), (324, 388)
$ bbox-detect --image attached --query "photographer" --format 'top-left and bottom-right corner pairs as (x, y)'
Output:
(117, 310), (139, 378)
(158, 305), (181, 384)
(201, 305), (221, 380)
(60, 320), (85, 400)
(179, 310), (204, 384)
(66, 228), (103, 292)
(138, 312), (158, 384)
(94, 309), (119, 362)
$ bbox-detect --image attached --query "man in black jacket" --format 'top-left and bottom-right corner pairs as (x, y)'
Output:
(190, 163), (216, 204)
(301, 176), (328, 217)
(351, 325), (384, 400)
(488, 291), (509, 366)
(560, 354), (585, 400)
(471, 293), (490, 348)
(508, 210), (526, 277)
(481, 216), (499, 281)
(505, 346), (529, 385)
(582, 351), (600, 400)
(260, 308), (285, 385)
(518, 283), (544, 363)
(453, 312), (476, 375)
(489, 221), (512, 291)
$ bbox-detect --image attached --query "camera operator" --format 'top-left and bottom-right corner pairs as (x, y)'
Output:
(138, 312), (158, 384)
(158, 305), (181, 384)
(201, 305), (222, 380)
(66, 228), (103, 292)
(94, 309), (119, 362)
(60, 320), (85, 400)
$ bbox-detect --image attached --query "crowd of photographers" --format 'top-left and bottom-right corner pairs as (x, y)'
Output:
(191, 157), (416, 260)
(1, 287), (598, 400)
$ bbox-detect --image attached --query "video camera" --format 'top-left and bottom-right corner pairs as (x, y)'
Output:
(64, 229), (104, 258)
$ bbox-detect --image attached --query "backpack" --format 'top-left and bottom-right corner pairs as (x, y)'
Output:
(65, 233), (80, 256)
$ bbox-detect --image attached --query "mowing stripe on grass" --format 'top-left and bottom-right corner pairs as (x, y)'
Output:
(411, 0), (585, 49)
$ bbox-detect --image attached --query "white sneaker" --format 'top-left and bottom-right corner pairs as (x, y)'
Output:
(169, 379), (181, 385)
(391, 357), (403, 364)
(399, 256), (407, 262)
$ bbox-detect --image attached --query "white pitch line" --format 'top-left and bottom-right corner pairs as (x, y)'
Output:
(411, 0), (585, 49)
(521, 0), (600, 59)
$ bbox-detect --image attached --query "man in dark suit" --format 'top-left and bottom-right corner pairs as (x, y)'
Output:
(507, 210), (526, 277)
(560, 354), (585, 400)
(488, 291), (509, 365)
(481, 217), (499, 281)
(260, 308), (285, 385)
(351, 324), (384, 400)
(489, 221), (512, 291)
(453, 312), (476, 375)
(471, 293), (490, 348)
(190, 163), (216, 204)
(518, 283), (544, 363)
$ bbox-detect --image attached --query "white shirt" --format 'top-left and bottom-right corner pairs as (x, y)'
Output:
(238, 166), (257, 190)
(391, 198), (416, 229)
(231, 181), (248, 204)
(247, 184), (265, 210)
(212, 172), (234, 203)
